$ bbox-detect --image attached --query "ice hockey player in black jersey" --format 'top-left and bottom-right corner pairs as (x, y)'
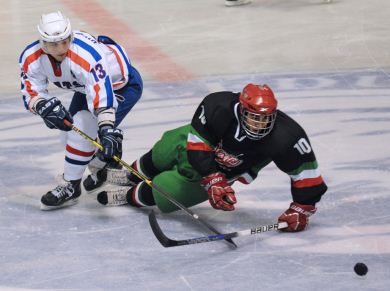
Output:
(96, 84), (327, 232)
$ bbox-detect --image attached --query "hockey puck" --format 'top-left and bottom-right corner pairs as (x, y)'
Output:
(354, 262), (368, 276)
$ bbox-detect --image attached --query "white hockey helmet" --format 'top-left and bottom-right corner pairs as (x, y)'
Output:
(37, 11), (72, 43)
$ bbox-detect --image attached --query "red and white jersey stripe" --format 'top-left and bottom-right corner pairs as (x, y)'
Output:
(187, 132), (213, 152)
(290, 168), (324, 189)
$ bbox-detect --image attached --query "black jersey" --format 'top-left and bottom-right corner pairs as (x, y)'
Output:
(188, 91), (327, 205)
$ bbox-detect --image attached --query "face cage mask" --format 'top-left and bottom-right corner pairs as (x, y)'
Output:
(241, 109), (277, 140)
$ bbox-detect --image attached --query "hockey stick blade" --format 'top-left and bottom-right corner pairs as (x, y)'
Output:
(148, 210), (288, 248)
(148, 210), (178, 247)
(149, 210), (237, 248)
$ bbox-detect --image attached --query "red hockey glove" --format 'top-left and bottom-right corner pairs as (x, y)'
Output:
(201, 172), (237, 211)
(278, 202), (317, 232)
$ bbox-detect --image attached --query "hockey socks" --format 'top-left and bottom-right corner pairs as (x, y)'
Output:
(126, 182), (155, 207)
(97, 181), (155, 207)
(97, 150), (160, 207)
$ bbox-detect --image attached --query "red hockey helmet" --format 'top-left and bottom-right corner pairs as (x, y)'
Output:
(239, 84), (278, 140)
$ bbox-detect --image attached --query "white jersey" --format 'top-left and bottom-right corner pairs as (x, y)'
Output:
(19, 31), (132, 114)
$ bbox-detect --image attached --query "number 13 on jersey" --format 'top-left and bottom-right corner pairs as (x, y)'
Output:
(91, 63), (106, 82)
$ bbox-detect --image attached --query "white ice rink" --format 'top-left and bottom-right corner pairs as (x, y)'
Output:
(1, 0), (390, 290)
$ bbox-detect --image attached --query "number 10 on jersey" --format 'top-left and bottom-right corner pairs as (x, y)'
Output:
(293, 138), (312, 155)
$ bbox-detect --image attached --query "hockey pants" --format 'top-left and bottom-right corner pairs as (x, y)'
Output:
(143, 124), (208, 213)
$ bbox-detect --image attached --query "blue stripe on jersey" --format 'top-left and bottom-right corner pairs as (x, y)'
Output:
(113, 44), (132, 73)
(22, 95), (28, 110)
(65, 157), (90, 166)
(104, 76), (114, 106)
(73, 38), (102, 62)
(19, 40), (40, 64)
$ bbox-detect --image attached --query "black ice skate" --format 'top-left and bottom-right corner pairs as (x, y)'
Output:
(83, 155), (107, 193)
(84, 167), (132, 193)
(83, 169), (106, 192)
(40, 176), (82, 210)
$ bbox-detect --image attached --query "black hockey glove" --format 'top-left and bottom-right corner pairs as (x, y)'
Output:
(98, 127), (123, 161)
(35, 97), (73, 131)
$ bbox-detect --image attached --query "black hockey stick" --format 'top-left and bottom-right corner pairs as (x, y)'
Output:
(65, 120), (237, 248)
(149, 210), (288, 247)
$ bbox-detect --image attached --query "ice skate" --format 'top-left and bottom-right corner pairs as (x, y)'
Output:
(86, 167), (133, 192)
(97, 186), (132, 206)
(83, 156), (107, 193)
(40, 176), (81, 210)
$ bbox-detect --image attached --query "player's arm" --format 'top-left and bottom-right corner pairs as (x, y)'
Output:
(83, 57), (122, 160)
(187, 94), (230, 175)
(19, 57), (73, 131)
(273, 132), (327, 232)
(188, 94), (237, 211)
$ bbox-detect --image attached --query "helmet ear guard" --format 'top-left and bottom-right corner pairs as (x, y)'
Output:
(239, 84), (278, 140)
(38, 11), (73, 51)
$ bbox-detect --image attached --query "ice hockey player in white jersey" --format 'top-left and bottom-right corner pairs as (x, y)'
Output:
(19, 11), (143, 210)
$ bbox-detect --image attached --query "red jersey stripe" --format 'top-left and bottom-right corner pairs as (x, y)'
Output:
(22, 49), (44, 73)
(106, 45), (127, 88)
(93, 83), (100, 108)
(25, 80), (38, 98)
(187, 141), (213, 152)
(107, 45), (125, 78)
(66, 144), (95, 157)
(67, 49), (91, 72)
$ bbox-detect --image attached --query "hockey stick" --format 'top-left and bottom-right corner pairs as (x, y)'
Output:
(64, 120), (237, 248)
(149, 210), (288, 247)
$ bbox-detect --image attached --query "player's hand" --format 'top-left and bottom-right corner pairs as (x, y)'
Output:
(278, 202), (317, 232)
(35, 97), (73, 131)
(98, 127), (123, 160)
(201, 172), (237, 211)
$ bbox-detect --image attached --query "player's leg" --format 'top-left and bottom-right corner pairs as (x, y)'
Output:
(96, 149), (157, 206)
(41, 109), (97, 210)
(95, 127), (177, 206)
(151, 170), (207, 213)
(97, 124), (205, 209)
(99, 123), (196, 187)
(97, 168), (207, 212)
(83, 76), (143, 192)
(148, 124), (207, 212)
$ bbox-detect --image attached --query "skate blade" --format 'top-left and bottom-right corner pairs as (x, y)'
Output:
(97, 188), (129, 206)
(40, 198), (79, 211)
(97, 193), (128, 206)
(83, 182), (109, 195)
(104, 200), (128, 206)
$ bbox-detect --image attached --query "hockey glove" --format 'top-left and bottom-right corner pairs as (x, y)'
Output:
(278, 202), (317, 232)
(98, 127), (123, 161)
(201, 172), (237, 211)
(35, 97), (73, 131)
